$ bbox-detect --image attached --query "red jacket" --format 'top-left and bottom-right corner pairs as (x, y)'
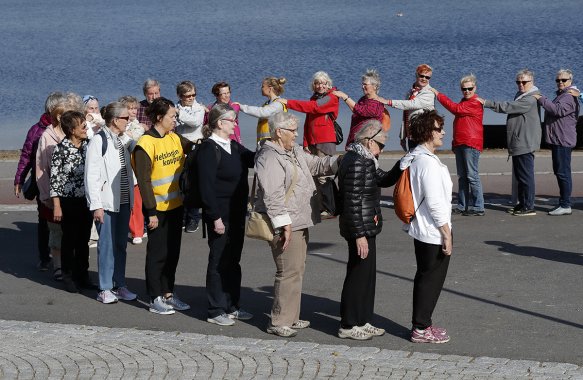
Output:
(437, 93), (484, 151)
(287, 88), (339, 147)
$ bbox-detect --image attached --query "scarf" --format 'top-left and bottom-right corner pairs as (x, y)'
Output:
(347, 142), (379, 169)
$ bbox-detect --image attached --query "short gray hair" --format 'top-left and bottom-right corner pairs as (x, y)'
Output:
(556, 68), (573, 80)
(268, 112), (299, 136)
(355, 119), (383, 142)
(516, 68), (534, 82)
(143, 78), (160, 94)
(44, 92), (65, 113)
(362, 69), (381, 91)
(459, 74), (477, 86)
(310, 71), (333, 92)
(103, 102), (128, 126)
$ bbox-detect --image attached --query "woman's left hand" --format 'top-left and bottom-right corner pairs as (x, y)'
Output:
(356, 236), (368, 259)
(442, 232), (452, 256)
(280, 224), (292, 251)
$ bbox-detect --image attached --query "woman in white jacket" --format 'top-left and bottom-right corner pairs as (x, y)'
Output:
(399, 110), (452, 344)
(85, 102), (138, 304)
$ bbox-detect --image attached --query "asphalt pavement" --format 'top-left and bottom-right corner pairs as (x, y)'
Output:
(1, 151), (583, 378)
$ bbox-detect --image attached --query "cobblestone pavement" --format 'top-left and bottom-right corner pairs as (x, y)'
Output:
(1, 320), (582, 379)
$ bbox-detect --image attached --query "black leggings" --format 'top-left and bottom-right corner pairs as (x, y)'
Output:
(412, 239), (450, 330)
(60, 197), (92, 280)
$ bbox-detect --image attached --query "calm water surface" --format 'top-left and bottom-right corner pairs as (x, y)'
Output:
(1, 0), (582, 150)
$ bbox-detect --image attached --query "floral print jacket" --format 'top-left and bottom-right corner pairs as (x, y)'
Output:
(49, 138), (87, 198)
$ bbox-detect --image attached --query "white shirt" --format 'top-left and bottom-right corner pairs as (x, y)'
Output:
(210, 133), (231, 154)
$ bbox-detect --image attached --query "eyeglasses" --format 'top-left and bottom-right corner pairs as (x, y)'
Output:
(433, 127), (444, 133)
(375, 141), (385, 150)
(461, 87), (474, 92)
(555, 78), (571, 83)
(182, 93), (196, 98)
(218, 91), (231, 96)
(280, 127), (298, 135)
(417, 74), (432, 80)
(515, 80), (531, 85)
(116, 116), (130, 121)
(83, 95), (98, 104)
(221, 118), (236, 123)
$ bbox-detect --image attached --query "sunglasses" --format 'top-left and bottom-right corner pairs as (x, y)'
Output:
(417, 74), (432, 80)
(279, 127), (299, 135)
(182, 93), (196, 98)
(221, 118), (236, 123)
(433, 127), (444, 133)
(461, 87), (474, 92)
(376, 141), (385, 150)
(555, 78), (570, 83)
(515, 80), (531, 85)
(116, 116), (130, 121)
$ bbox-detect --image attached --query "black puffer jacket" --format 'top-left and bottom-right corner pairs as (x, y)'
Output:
(338, 150), (402, 240)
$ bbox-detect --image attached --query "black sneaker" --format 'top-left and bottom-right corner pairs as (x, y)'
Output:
(462, 210), (485, 216)
(63, 276), (79, 293)
(452, 208), (464, 215)
(513, 208), (536, 216)
(75, 275), (98, 290)
(185, 221), (199, 233)
(37, 260), (51, 272)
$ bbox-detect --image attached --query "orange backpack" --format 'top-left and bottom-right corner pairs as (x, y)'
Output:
(393, 165), (424, 224)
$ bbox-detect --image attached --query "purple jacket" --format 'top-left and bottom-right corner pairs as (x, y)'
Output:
(539, 87), (580, 147)
(14, 113), (52, 185)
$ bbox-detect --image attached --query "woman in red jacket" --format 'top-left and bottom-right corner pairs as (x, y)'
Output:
(430, 74), (484, 216)
(278, 71), (339, 157)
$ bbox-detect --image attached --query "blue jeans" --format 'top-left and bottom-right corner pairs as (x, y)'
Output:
(551, 145), (572, 208)
(96, 204), (131, 290)
(453, 145), (484, 211)
(512, 153), (535, 210)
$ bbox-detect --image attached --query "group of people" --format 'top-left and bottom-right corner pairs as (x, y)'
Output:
(13, 64), (581, 344)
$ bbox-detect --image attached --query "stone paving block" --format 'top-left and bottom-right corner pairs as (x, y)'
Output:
(409, 352), (442, 360)
(531, 361), (580, 374)
(284, 341), (319, 350)
(472, 356), (511, 365)
(439, 354), (473, 363)
(373, 349), (411, 359)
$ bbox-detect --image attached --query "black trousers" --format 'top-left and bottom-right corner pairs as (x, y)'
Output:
(205, 219), (244, 318)
(145, 206), (183, 299)
(37, 198), (50, 263)
(412, 239), (450, 330)
(60, 197), (92, 280)
(340, 236), (376, 328)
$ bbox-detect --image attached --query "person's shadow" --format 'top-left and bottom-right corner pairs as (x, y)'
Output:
(485, 240), (583, 266)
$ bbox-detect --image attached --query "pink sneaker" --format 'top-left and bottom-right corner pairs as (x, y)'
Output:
(411, 326), (450, 343)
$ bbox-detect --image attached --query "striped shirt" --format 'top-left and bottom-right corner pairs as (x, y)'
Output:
(116, 138), (130, 204)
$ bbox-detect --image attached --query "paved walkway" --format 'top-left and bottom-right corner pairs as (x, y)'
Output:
(2, 320), (582, 379)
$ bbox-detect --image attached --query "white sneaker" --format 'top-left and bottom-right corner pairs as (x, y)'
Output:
(97, 290), (118, 304)
(338, 326), (373, 340)
(132, 237), (142, 245)
(548, 206), (572, 216)
(113, 287), (137, 301)
(149, 296), (175, 315)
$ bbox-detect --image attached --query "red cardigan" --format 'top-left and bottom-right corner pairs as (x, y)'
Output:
(437, 93), (484, 151)
(287, 88), (339, 147)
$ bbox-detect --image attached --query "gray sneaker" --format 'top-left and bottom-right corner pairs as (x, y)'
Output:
(228, 309), (253, 320)
(164, 294), (190, 311)
(207, 314), (235, 326)
(548, 206), (572, 216)
(149, 296), (175, 315)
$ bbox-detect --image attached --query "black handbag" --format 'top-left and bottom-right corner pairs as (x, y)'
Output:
(320, 175), (341, 216)
(328, 113), (343, 145)
(22, 173), (39, 201)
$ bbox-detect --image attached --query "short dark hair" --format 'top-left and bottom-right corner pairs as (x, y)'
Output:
(145, 97), (175, 125)
(211, 81), (230, 97)
(60, 111), (85, 138)
(409, 110), (444, 144)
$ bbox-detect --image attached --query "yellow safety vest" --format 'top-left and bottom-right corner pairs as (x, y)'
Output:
(256, 100), (287, 143)
(137, 133), (184, 211)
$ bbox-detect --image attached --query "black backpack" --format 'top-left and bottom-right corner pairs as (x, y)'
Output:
(180, 139), (223, 208)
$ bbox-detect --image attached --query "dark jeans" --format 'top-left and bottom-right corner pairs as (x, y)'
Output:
(145, 206), (183, 299)
(551, 145), (572, 208)
(412, 239), (450, 330)
(37, 198), (50, 263)
(511, 153), (535, 210)
(184, 207), (200, 225)
(206, 219), (244, 318)
(59, 197), (92, 280)
(340, 236), (376, 328)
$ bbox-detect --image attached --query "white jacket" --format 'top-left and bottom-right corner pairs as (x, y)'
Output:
(399, 145), (452, 245)
(85, 127), (136, 212)
(176, 100), (205, 142)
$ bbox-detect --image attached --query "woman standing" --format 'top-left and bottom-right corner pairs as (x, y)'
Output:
(198, 104), (255, 326)
(337, 120), (401, 340)
(49, 111), (94, 293)
(236, 77), (287, 143)
(333, 69), (386, 147)
(85, 102), (138, 304)
(206, 82), (242, 144)
(254, 112), (339, 337)
(133, 97), (193, 315)
(399, 110), (452, 344)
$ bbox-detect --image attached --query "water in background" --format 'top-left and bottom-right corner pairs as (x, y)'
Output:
(1, 0), (582, 150)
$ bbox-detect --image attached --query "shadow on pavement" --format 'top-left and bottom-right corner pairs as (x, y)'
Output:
(485, 240), (583, 266)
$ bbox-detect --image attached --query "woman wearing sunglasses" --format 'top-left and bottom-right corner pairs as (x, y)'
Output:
(337, 119), (401, 340)
(430, 74), (485, 216)
(399, 111), (452, 344)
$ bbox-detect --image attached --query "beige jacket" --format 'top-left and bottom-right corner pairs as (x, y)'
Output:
(254, 141), (338, 231)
